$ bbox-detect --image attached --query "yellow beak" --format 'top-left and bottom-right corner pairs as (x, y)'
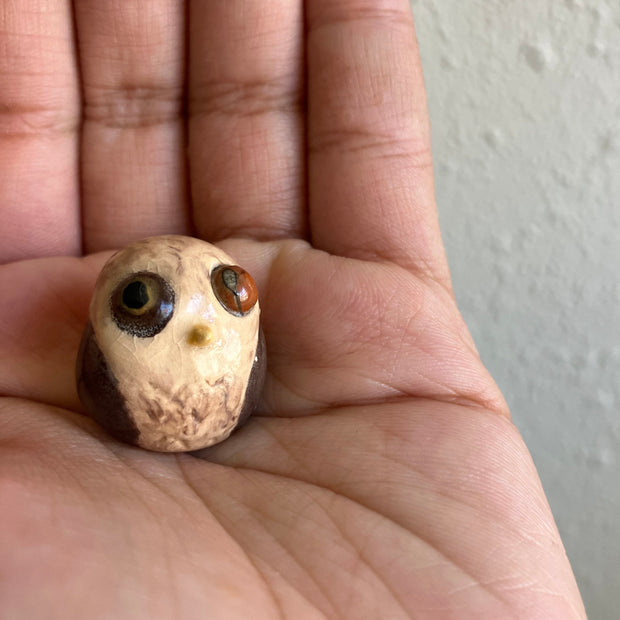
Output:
(186, 324), (213, 347)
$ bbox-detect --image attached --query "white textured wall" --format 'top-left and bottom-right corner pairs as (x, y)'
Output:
(412, 1), (620, 618)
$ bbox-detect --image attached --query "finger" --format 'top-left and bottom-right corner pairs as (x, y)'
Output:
(0, 0), (80, 262)
(74, 1), (191, 253)
(188, 1), (306, 242)
(306, 0), (449, 281)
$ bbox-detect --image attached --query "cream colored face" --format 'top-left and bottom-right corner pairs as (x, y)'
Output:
(89, 235), (261, 452)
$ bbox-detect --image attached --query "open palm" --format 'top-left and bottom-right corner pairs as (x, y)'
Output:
(0, 2), (585, 618)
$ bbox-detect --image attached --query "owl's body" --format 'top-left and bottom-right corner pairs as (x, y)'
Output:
(76, 236), (265, 452)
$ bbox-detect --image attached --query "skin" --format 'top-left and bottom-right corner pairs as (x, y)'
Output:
(0, 2), (586, 619)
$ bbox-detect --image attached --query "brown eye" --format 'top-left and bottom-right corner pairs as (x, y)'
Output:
(111, 272), (174, 337)
(211, 265), (258, 316)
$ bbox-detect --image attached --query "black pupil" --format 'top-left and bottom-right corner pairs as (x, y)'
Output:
(123, 281), (149, 309)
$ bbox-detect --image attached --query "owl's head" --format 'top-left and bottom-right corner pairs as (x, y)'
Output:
(77, 235), (265, 452)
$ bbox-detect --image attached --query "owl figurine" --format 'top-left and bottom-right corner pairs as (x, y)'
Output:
(76, 235), (266, 452)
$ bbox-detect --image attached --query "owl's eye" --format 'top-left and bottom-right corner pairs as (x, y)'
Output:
(211, 265), (258, 316)
(121, 280), (154, 314)
(111, 272), (175, 337)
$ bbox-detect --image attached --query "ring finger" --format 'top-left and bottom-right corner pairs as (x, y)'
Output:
(75, 0), (191, 253)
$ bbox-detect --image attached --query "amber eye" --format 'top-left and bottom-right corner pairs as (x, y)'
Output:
(111, 272), (175, 337)
(211, 265), (258, 316)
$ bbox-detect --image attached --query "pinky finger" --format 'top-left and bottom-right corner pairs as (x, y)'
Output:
(0, 1), (81, 262)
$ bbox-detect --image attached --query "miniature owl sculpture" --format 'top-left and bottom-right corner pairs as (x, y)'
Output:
(76, 235), (266, 452)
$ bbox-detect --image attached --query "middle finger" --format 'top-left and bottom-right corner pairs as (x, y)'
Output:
(188, 1), (306, 243)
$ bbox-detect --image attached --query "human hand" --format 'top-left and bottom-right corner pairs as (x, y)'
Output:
(0, 1), (586, 618)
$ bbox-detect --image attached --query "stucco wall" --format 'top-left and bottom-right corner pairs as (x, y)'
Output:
(412, 1), (620, 618)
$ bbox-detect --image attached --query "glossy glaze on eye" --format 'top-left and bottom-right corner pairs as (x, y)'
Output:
(76, 236), (265, 453)
(211, 265), (258, 316)
(110, 271), (175, 338)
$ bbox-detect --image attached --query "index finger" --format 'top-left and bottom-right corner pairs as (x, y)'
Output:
(307, 0), (449, 283)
